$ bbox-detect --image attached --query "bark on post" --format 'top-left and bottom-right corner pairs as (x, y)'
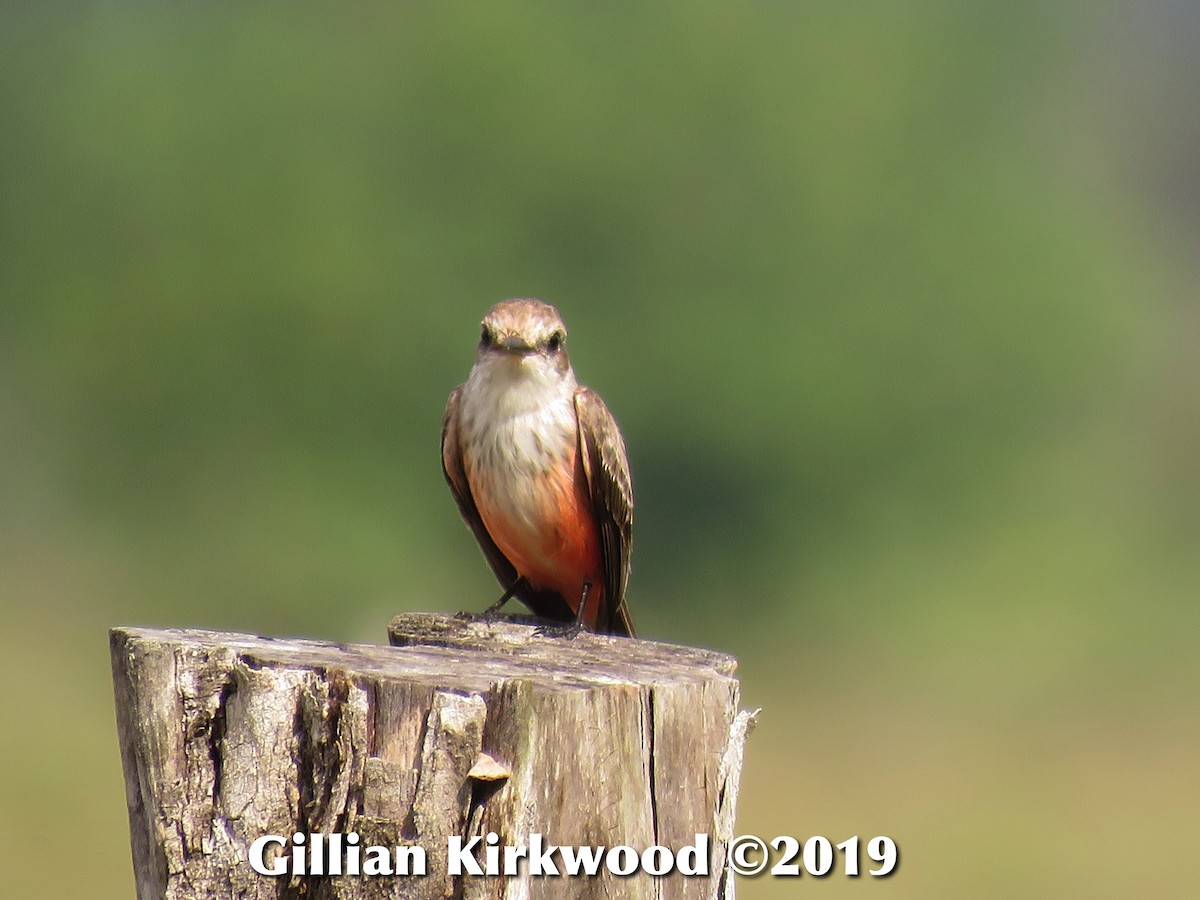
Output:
(110, 614), (756, 900)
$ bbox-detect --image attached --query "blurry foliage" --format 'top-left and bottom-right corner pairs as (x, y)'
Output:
(1, 2), (1197, 897)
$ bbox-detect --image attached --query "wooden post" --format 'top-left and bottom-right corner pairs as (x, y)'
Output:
(111, 614), (756, 900)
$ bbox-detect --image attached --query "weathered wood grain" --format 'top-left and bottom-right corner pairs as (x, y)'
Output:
(111, 615), (755, 900)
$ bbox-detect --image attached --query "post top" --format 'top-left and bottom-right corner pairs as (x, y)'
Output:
(110, 613), (737, 694)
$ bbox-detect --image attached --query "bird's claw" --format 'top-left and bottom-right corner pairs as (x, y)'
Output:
(534, 621), (584, 640)
(454, 609), (504, 625)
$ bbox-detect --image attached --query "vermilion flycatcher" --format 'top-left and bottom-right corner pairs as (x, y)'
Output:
(442, 299), (635, 636)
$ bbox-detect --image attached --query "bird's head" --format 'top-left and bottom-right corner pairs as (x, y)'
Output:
(476, 299), (571, 378)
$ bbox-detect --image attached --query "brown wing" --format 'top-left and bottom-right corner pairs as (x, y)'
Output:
(574, 386), (635, 637)
(442, 385), (574, 623)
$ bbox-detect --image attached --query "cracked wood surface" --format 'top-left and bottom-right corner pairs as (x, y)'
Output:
(111, 614), (752, 900)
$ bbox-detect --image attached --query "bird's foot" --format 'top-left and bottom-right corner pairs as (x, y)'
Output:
(454, 608), (507, 625)
(534, 621), (584, 640)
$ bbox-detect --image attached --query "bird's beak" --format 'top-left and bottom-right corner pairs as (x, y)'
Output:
(497, 334), (534, 354)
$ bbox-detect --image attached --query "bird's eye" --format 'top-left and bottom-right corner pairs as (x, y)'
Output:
(547, 331), (565, 352)
(480, 325), (491, 346)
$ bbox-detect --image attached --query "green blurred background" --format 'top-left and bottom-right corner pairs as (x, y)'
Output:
(2, 2), (1197, 896)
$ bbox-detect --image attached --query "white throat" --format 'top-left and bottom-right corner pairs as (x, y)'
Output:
(462, 354), (576, 420)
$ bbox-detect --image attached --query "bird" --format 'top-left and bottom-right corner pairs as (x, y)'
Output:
(441, 298), (635, 636)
